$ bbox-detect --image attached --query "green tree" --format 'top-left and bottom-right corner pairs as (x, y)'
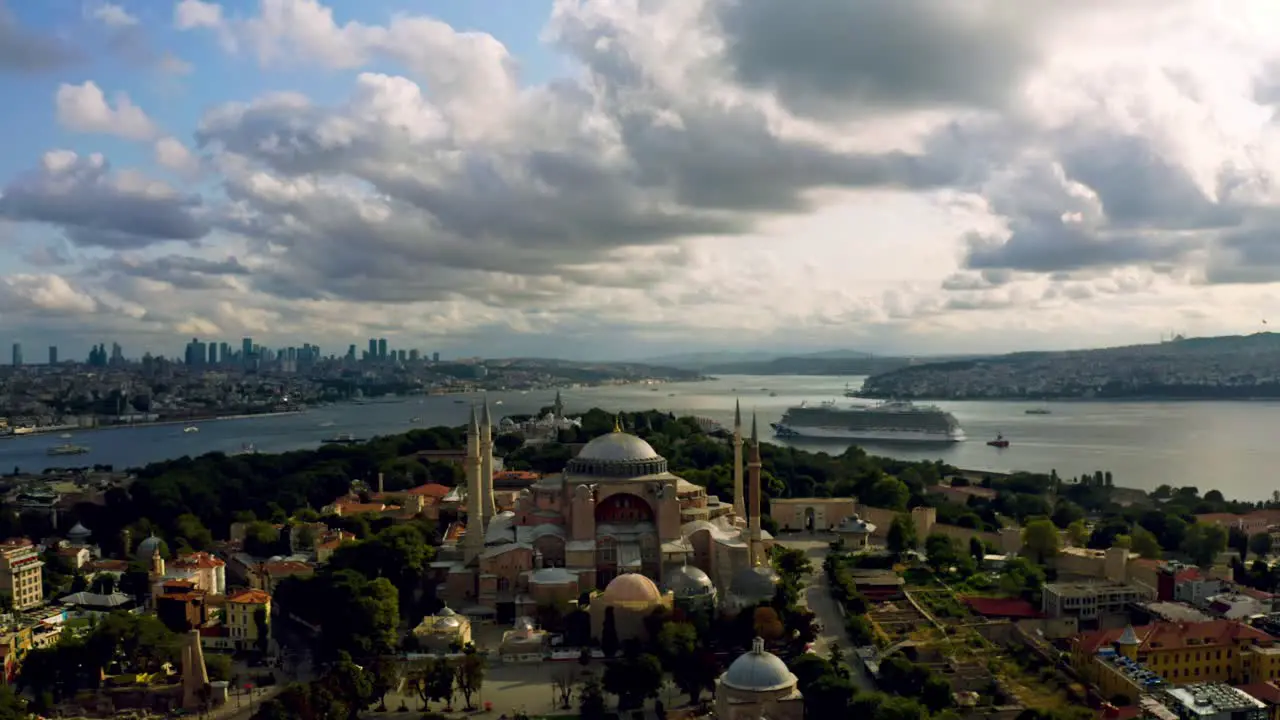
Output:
(887, 514), (917, 556)
(603, 653), (663, 711)
(866, 476), (910, 510)
(454, 647), (486, 710)
(1230, 526), (1250, 561)
(579, 672), (607, 720)
(924, 534), (960, 574)
(601, 606), (619, 658)
(1131, 527), (1163, 559)
(1021, 518), (1061, 564)
(1251, 533), (1274, 559)
(254, 607), (271, 654)
(1066, 519), (1089, 547)
(1183, 523), (1229, 568)
(968, 537), (985, 562)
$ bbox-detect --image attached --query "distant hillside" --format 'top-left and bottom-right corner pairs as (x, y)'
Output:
(702, 354), (911, 376)
(859, 332), (1280, 400)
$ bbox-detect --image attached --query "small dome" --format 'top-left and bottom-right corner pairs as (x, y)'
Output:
(602, 573), (661, 605)
(135, 535), (164, 561)
(435, 615), (462, 630)
(730, 566), (780, 601)
(664, 565), (714, 597)
(67, 522), (91, 540)
(437, 606), (457, 618)
(576, 432), (661, 463)
(722, 637), (796, 692)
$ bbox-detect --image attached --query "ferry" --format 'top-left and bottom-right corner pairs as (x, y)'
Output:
(321, 433), (364, 445)
(48, 444), (90, 456)
(987, 433), (1010, 449)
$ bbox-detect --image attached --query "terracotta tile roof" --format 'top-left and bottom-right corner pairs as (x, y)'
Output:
(407, 483), (451, 498)
(259, 561), (313, 577)
(961, 596), (1041, 618)
(226, 589), (271, 605)
(335, 500), (391, 514)
(173, 551), (225, 569)
(1076, 619), (1273, 655)
(89, 559), (128, 572)
(198, 625), (229, 638)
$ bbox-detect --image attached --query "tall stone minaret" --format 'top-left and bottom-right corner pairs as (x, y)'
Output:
(748, 412), (763, 567)
(463, 406), (485, 561)
(732, 399), (745, 519)
(480, 398), (496, 523)
(553, 389), (564, 419)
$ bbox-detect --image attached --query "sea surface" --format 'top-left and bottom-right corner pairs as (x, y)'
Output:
(2, 374), (1275, 500)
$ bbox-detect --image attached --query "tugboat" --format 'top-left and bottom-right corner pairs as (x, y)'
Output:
(48, 443), (90, 456)
(986, 433), (1010, 449)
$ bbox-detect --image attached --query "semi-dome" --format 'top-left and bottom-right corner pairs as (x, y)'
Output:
(721, 637), (797, 692)
(67, 522), (91, 541)
(567, 430), (668, 478)
(664, 564), (714, 597)
(730, 566), (780, 601)
(135, 535), (164, 561)
(602, 573), (662, 605)
(530, 567), (576, 585)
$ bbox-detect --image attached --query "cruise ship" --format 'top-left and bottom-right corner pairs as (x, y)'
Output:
(772, 400), (965, 443)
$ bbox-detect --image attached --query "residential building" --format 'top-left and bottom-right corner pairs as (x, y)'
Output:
(1234, 682), (1280, 720)
(1074, 620), (1280, 697)
(1044, 581), (1155, 621)
(223, 589), (271, 651)
(1159, 564), (1227, 606)
(170, 552), (226, 596)
(0, 540), (43, 610)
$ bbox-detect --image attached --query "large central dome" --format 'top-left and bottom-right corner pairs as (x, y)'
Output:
(568, 431), (668, 478)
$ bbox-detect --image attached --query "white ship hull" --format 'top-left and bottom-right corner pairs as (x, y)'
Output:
(774, 425), (966, 443)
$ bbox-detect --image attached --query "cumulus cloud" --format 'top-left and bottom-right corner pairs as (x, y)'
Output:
(0, 151), (210, 249)
(6, 0), (1280, 353)
(55, 81), (159, 140)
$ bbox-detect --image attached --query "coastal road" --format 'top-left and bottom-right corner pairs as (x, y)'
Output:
(779, 534), (875, 690)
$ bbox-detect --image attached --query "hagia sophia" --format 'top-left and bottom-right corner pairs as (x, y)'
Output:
(441, 399), (782, 625)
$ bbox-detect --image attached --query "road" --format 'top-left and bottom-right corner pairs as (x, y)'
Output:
(778, 533), (875, 690)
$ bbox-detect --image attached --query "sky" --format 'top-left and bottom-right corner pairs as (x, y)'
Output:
(5, 1), (1280, 361)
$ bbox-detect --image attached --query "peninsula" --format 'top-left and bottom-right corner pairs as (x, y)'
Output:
(858, 332), (1280, 400)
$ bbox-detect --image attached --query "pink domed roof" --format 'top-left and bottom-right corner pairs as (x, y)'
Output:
(602, 573), (661, 605)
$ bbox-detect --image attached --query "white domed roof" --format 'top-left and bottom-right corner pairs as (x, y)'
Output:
(664, 565), (714, 597)
(602, 573), (661, 605)
(730, 566), (780, 601)
(722, 638), (796, 692)
(577, 432), (661, 463)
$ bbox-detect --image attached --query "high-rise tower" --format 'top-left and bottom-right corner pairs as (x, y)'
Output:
(748, 412), (763, 567)
(480, 398), (496, 523)
(463, 407), (485, 561)
(732, 399), (745, 519)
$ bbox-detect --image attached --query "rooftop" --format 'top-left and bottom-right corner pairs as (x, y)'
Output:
(1164, 683), (1266, 716)
(226, 589), (271, 605)
(1077, 620), (1273, 655)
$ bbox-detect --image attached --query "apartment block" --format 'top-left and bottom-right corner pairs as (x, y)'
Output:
(0, 540), (43, 611)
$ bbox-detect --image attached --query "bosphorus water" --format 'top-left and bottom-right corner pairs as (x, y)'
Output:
(2, 374), (1274, 500)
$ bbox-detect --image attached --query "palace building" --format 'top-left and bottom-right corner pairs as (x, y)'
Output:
(442, 399), (776, 621)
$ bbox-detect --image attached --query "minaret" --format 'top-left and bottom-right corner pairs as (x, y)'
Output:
(463, 406), (484, 560)
(748, 412), (763, 567)
(553, 390), (563, 420)
(480, 398), (496, 523)
(732, 399), (745, 519)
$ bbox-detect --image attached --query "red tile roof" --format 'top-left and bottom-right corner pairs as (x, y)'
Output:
(1076, 620), (1272, 655)
(226, 589), (271, 605)
(961, 596), (1041, 618)
(173, 551), (225, 569)
(407, 483), (451, 498)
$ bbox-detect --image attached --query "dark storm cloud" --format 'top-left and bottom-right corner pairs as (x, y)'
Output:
(715, 0), (1056, 118)
(0, 154), (210, 249)
(98, 254), (251, 290)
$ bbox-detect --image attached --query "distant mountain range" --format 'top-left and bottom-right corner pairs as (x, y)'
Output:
(858, 332), (1280, 400)
(643, 349), (964, 376)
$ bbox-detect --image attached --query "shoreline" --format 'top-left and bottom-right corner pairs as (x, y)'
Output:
(3, 410), (308, 439)
(854, 395), (1280, 403)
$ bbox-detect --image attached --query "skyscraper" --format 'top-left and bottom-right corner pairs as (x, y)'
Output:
(10, 343), (21, 367)
(367, 338), (377, 360)
(377, 338), (388, 359)
(47, 346), (57, 365)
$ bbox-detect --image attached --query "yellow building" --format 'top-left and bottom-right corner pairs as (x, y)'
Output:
(1073, 620), (1280, 702)
(0, 540), (44, 611)
(223, 589), (271, 651)
(412, 606), (472, 654)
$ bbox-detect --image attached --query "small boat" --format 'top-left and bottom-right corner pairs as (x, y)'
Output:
(183, 426), (199, 433)
(769, 392), (778, 397)
(495, 400), (503, 406)
(843, 383), (858, 398)
(232, 443), (257, 456)
(318, 421), (335, 428)
(1024, 408), (1051, 415)
(58, 433), (72, 439)
(453, 399), (465, 404)
(322, 433), (364, 444)
(987, 433), (1010, 449)
(409, 417), (421, 423)
(48, 443), (89, 456)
